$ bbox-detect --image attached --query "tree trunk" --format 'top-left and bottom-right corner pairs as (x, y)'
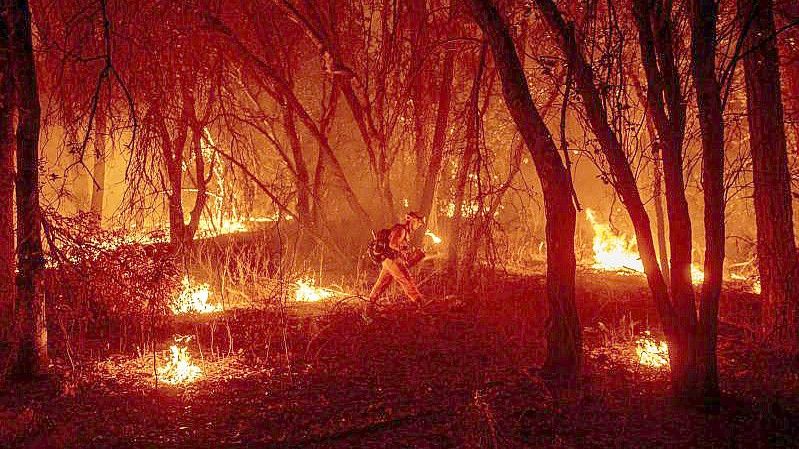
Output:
(534, 0), (674, 329)
(8, 0), (48, 379)
(282, 104), (311, 223)
(0, 3), (14, 332)
(738, 0), (799, 346)
(467, 0), (580, 381)
(690, 0), (726, 407)
(631, 0), (699, 400)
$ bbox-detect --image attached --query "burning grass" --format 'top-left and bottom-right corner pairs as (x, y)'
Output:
(158, 340), (203, 385)
(635, 332), (670, 369)
(585, 209), (707, 283)
(170, 276), (221, 314)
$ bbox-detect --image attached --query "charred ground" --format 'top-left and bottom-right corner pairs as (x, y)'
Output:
(1, 262), (795, 448)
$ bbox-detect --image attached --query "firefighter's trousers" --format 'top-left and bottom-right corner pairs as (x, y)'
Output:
(369, 257), (424, 303)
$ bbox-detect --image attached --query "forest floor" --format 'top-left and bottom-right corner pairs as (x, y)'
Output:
(1, 266), (798, 448)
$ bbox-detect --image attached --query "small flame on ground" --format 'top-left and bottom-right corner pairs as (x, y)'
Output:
(158, 339), (202, 385)
(171, 276), (221, 314)
(294, 277), (336, 302)
(635, 332), (669, 368)
(425, 230), (442, 245)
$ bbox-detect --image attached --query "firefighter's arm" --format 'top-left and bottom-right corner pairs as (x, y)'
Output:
(388, 227), (408, 252)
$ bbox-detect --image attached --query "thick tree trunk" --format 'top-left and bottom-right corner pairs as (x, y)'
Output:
(738, 0), (799, 345)
(691, 0), (725, 406)
(468, 0), (581, 381)
(535, 0), (710, 401)
(8, 0), (48, 378)
(0, 5), (15, 332)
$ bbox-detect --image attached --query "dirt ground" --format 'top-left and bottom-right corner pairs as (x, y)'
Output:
(1, 267), (797, 448)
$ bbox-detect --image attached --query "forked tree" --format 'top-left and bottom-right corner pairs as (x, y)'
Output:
(534, 0), (726, 403)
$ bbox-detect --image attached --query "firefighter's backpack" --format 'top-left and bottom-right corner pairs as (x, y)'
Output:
(367, 228), (397, 264)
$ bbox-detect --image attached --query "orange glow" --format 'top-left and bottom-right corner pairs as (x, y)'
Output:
(585, 209), (706, 283)
(294, 277), (336, 302)
(425, 230), (442, 245)
(158, 338), (202, 385)
(170, 276), (221, 314)
(635, 332), (669, 368)
(585, 209), (644, 272)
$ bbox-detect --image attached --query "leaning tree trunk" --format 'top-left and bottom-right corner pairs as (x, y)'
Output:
(8, 0), (48, 378)
(691, 0), (725, 406)
(467, 0), (581, 381)
(738, 0), (799, 346)
(0, 5), (14, 333)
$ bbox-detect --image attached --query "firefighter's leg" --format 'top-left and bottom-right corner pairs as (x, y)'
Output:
(368, 263), (393, 302)
(383, 258), (424, 303)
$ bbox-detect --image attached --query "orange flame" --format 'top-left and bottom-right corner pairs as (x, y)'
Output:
(170, 276), (221, 314)
(585, 209), (705, 283)
(158, 338), (202, 384)
(585, 209), (643, 272)
(635, 332), (669, 368)
(294, 277), (336, 302)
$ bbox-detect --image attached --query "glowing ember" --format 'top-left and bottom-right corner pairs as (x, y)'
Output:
(158, 339), (202, 384)
(635, 332), (669, 368)
(171, 276), (221, 314)
(425, 230), (442, 245)
(294, 277), (336, 302)
(585, 209), (644, 272)
(752, 280), (762, 295)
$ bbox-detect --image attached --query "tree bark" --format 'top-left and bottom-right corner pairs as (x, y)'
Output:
(467, 0), (581, 381)
(632, 0), (698, 400)
(691, 0), (725, 406)
(738, 0), (799, 345)
(8, 0), (48, 378)
(0, 2), (15, 332)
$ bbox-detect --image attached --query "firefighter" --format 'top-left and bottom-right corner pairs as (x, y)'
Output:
(368, 211), (426, 304)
